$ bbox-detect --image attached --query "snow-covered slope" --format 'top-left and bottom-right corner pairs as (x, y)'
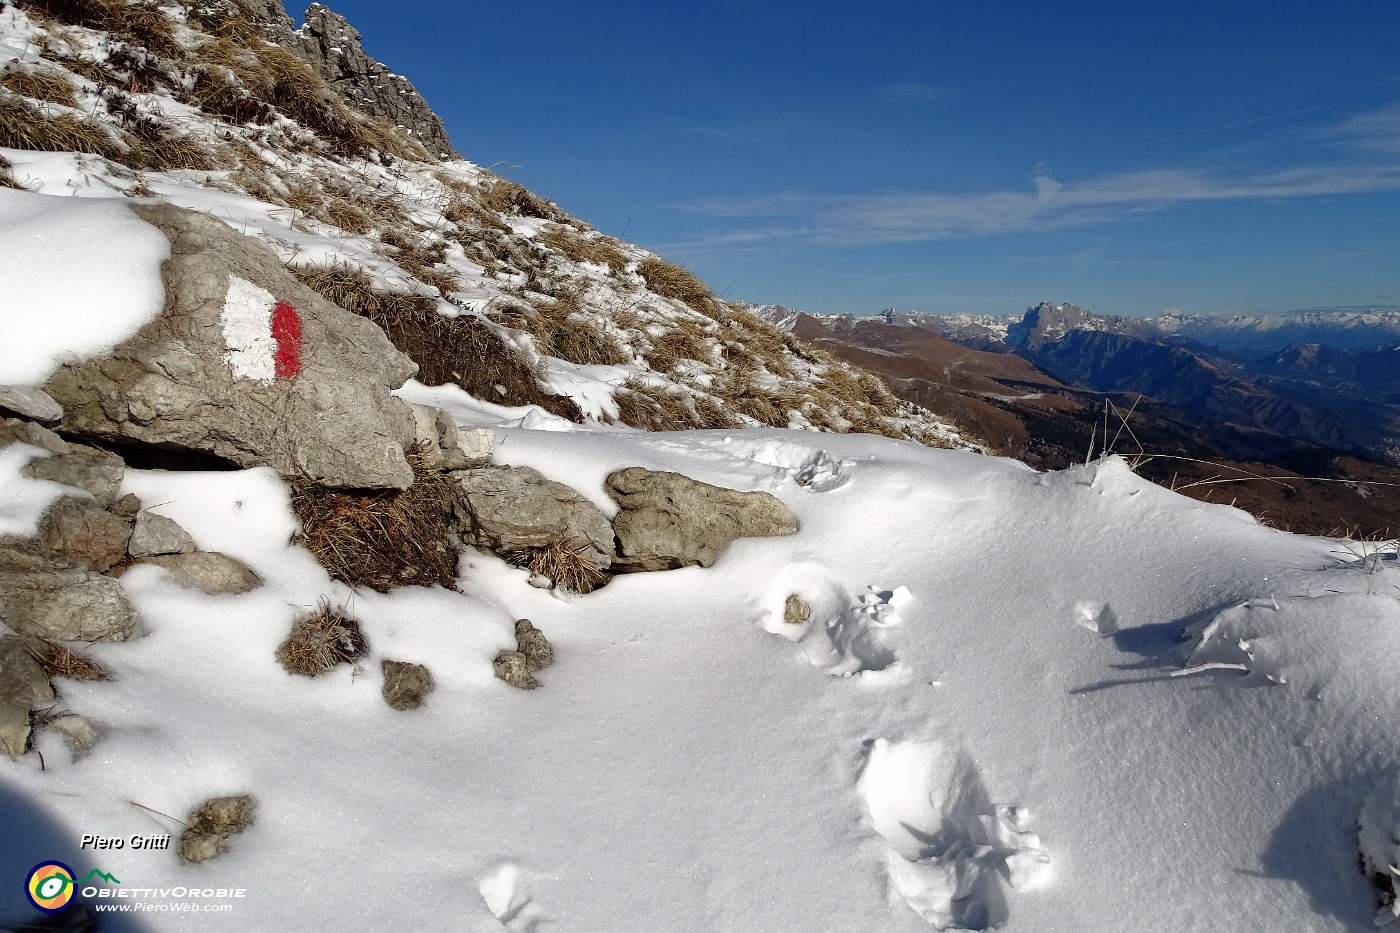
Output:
(5, 413), (1400, 931)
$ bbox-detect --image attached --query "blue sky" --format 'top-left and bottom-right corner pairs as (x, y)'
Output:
(317, 0), (1400, 317)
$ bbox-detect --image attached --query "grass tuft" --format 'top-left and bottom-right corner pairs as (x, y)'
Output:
(505, 539), (606, 594)
(276, 599), (367, 676)
(537, 225), (629, 274)
(480, 178), (562, 220)
(638, 254), (719, 318)
(22, 637), (108, 681)
(0, 91), (121, 158)
(291, 443), (459, 593)
(0, 66), (78, 106)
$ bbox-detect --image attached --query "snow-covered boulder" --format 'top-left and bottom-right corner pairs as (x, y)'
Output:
(606, 467), (799, 572)
(44, 201), (423, 490)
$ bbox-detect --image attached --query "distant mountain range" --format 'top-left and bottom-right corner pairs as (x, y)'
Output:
(752, 301), (1400, 536)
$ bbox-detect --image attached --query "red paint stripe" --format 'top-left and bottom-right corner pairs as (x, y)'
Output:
(271, 300), (303, 380)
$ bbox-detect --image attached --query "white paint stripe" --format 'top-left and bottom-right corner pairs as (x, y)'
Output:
(221, 276), (277, 384)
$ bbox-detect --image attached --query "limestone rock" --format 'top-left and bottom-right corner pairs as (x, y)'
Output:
(514, 619), (553, 672)
(451, 465), (614, 572)
(0, 385), (62, 422)
(44, 202), (423, 490)
(606, 467), (799, 572)
(784, 594), (812, 625)
(406, 403), (486, 470)
(493, 651), (539, 690)
(24, 443), (126, 507)
(143, 552), (260, 595)
(179, 794), (255, 864)
(293, 4), (460, 159)
(128, 510), (196, 558)
(0, 569), (136, 641)
(381, 660), (434, 711)
(37, 496), (132, 572)
(108, 493), (142, 520)
(0, 417), (66, 454)
(456, 427), (495, 466)
(0, 635), (54, 760)
(1, 418), (126, 507)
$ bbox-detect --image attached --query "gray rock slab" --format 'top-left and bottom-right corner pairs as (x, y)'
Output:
(0, 636), (54, 760)
(38, 496), (132, 572)
(143, 552), (260, 595)
(606, 467), (799, 572)
(451, 465), (613, 572)
(128, 511), (196, 558)
(0, 385), (62, 422)
(0, 569), (136, 642)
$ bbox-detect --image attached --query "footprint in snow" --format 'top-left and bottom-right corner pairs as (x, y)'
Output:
(857, 738), (1050, 930)
(762, 565), (904, 676)
(478, 862), (548, 932)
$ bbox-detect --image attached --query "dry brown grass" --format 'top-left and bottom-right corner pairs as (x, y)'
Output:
(21, 0), (179, 57)
(506, 539), (606, 594)
(644, 323), (711, 373)
(276, 599), (368, 676)
(638, 255), (719, 318)
(293, 264), (584, 420)
(0, 67), (78, 106)
(124, 118), (226, 171)
(322, 196), (372, 234)
(292, 444), (459, 592)
(614, 378), (702, 432)
(185, 64), (275, 126)
(0, 91), (121, 158)
(480, 178), (562, 220)
(0, 152), (20, 189)
(537, 225), (629, 274)
(22, 637), (108, 681)
(526, 292), (630, 366)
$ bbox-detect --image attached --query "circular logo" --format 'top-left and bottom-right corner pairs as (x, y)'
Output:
(25, 861), (75, 913)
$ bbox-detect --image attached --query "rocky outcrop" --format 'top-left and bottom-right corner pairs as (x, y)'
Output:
(3, 418), (125, 506)
(451, 466), (614, 573)
(143, 552), (261, 595)
(293, 4), (460, 160)
(0, 636), (54, 760)
(37, 496), (131, 572)
(381, 660), (434, 711)
(494, 619), (554, 691)
(44, 202), (423, 490)
(0, 385), (62, 422)
(606, 468), (799, 572)
(0, 564), (137, 642)
(128, 510), (196, 558)
(179, 795), (256, 864)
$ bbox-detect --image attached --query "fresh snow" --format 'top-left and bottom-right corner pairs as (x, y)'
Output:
(0, 187), (168, 385)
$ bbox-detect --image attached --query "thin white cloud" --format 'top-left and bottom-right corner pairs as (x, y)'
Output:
(1331, 102), (1400, 153)
(878, 82), (961, 103)
(668, 104), (1400, 246)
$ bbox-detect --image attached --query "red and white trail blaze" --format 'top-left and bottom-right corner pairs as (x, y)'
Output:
(220, 276), (303, 383)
